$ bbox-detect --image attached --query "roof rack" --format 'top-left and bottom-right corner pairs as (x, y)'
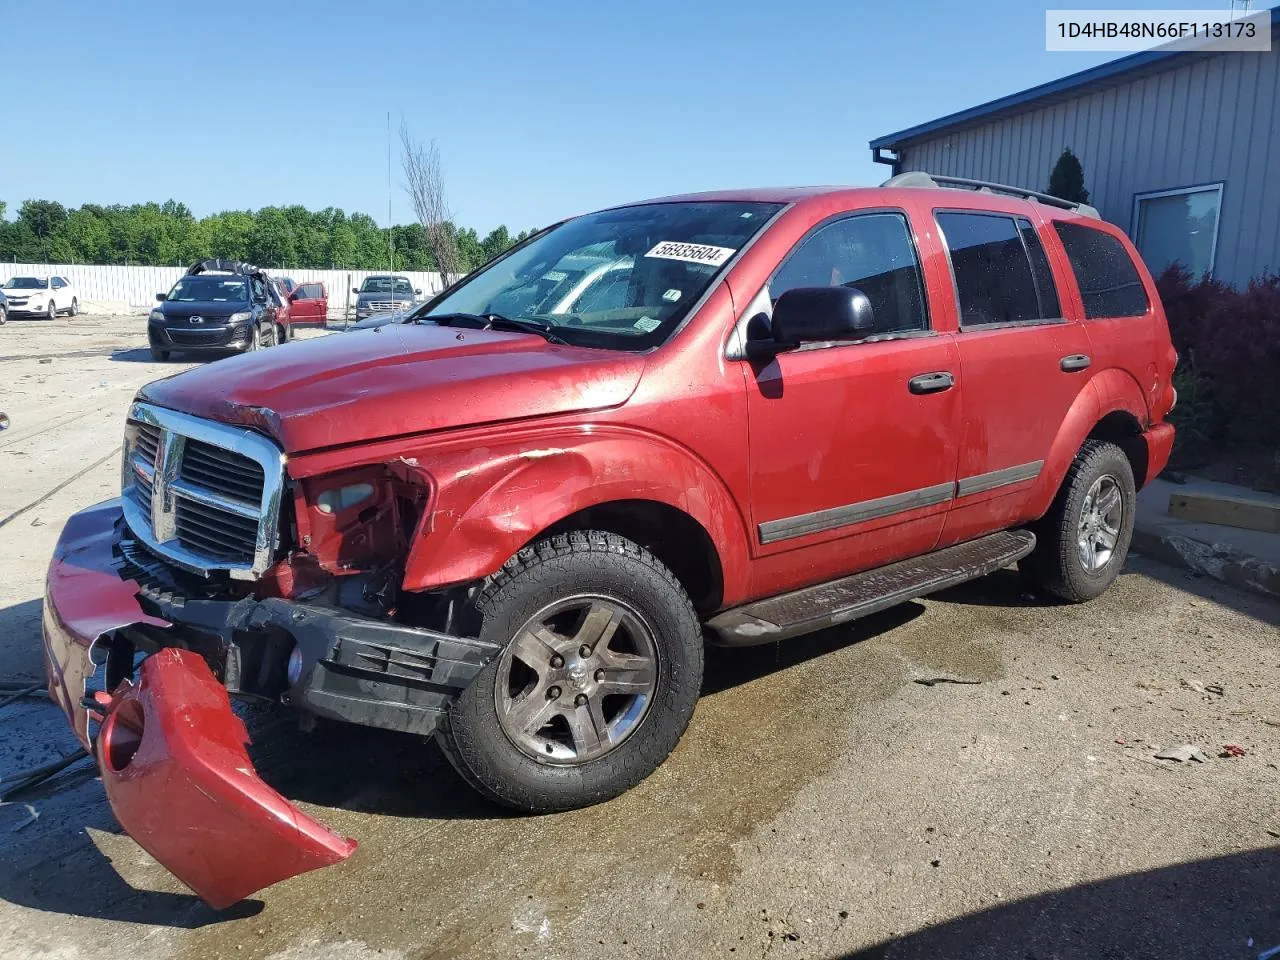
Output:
(185, 258), (267, 277)
(881, 171), (1101, 220)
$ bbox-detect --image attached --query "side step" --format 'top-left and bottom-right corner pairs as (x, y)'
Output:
(706, 530), (1036, 646)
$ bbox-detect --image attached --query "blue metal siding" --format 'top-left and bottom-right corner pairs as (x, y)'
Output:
(895, 47), (1280, 287)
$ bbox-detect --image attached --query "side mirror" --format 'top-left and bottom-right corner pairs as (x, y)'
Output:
(155, 292), (166, 302)
(414, 287), (422, 295)
(352, 286), (360, 294)
(288, 290), (299, 301)
(770, 286), (875, 347)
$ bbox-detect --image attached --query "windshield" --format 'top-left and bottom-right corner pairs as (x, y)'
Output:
(360, 277), (414, 296)
(4, 277), (48, 289)
(424, 201), (783, 350)
(166, 276), (249, 302)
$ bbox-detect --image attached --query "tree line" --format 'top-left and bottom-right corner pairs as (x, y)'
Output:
(0, 198), (531, 273)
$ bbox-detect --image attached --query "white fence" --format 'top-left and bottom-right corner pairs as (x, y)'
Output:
(0, 263), (449, 318)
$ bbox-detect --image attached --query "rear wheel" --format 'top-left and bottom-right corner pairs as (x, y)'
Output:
(436, 530), (704, 813)
(68, 297), (79, 317)
(1021, 439), (1135, 602)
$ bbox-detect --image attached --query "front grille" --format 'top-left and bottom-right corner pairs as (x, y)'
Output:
(121, 402), (285, 579)
(367, 300), (403, 312)
(176, 498), (261, 560)
(180, 439), (265, 505)
(135, 423), (160, 466)
(166, 327), (235, 346)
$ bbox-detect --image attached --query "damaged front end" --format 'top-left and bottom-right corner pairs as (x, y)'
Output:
(44, 487), (497, 907)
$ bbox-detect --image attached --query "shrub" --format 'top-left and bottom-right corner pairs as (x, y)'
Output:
(1155, 266), (1280, 453)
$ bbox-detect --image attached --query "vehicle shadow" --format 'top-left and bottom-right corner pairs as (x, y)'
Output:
(837, 847), (1280, 960)
(932, 555), (1280, 629)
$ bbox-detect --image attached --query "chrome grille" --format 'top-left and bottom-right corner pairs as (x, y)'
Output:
(180, 439), (265, 505)
(121, 402), (285, 579)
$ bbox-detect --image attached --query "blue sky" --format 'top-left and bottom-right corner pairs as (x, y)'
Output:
(1, 0), (1227, 233)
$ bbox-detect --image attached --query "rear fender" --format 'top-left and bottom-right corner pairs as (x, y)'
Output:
(400, 427), (750, 600)
(1024, 369), (1149, 520)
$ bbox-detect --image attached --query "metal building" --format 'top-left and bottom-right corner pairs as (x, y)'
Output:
(869, 18), (1280, 287)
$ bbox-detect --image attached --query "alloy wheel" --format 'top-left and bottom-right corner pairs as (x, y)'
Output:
(1077, 474), (1123, 572)
(494, 595), (659, 765)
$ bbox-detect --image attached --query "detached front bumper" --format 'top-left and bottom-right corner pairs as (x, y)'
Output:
(43, 499), (497, 907)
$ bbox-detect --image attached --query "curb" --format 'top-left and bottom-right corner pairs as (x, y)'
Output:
(1132, 525), (1280, 600)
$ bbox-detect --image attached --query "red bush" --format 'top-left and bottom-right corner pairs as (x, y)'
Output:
(1155, 266), (1280, 448)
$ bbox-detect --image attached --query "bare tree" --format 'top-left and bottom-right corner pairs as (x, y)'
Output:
(399, 120), (464, 287)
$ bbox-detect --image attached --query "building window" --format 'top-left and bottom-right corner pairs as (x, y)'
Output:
(1132, 183), (1223, 278)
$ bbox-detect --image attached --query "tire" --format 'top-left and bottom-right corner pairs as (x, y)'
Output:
(260, 321), (277, 348)
(0, 305), (6, 325)
(150, 347), (170, 361)
(247, 323), (262, 351)
(436, 530), (704, 813)
(68, 298), (78, 317)
(1020, 439), (1136, 603)
(46, 300), (56, 321)
(276, 322), (287, 344)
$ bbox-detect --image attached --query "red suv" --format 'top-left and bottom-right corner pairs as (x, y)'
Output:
(43, 175), (1175, 906)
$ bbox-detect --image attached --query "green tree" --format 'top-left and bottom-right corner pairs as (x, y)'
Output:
(480, 225), (512, 264)
(1047, 148), (1090, 204)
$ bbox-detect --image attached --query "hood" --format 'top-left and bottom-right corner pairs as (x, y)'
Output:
(138, 323), (646, 453)
(157, 300), (250, 320)
(3, 287), (45, 298)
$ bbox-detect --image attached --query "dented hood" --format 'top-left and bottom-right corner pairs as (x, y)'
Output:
(138, 324), (646, 452)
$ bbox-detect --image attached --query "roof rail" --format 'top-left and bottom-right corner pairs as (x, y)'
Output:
(881, 171), (1101, 220)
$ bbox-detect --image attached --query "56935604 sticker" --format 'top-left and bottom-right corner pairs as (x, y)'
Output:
(644, 241), (737, 267)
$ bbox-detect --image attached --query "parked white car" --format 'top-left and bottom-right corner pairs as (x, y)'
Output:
(1, 276), (80, 319)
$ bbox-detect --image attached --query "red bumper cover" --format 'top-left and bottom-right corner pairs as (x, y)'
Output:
(43, 499), (356, 908)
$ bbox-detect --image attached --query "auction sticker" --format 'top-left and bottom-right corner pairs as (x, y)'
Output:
(644, 241), (736, 267)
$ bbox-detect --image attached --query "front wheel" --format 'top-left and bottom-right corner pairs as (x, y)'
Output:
(150, 346), (170, 361)
(0, 305), (6, 325)
(1020, 439), (1136, 602)
(436, 531), (704, 813)
(46, 300), (56, 321)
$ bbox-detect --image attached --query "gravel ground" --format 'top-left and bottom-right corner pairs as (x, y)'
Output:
(0, 313), (1277, 960)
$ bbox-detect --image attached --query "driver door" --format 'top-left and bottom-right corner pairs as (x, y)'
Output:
(739, 210), (962, 589)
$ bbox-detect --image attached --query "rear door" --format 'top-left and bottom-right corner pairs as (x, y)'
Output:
(741, 209), (962, 585)
(1049, 220), (1155, 407)
(929, 208), (1093, 547)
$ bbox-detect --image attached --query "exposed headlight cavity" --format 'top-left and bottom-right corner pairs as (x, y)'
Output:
(316, 482), (375, 514)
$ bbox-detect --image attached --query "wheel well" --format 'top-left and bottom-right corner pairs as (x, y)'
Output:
(1088, 411), (1148, 488)
(538, 500), (724, 615)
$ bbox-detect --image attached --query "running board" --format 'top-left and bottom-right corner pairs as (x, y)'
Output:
(706, 530), (1036, 646)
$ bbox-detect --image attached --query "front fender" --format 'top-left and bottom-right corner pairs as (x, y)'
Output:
(1024, 368), (1149, 519)
(399, 426), (751, 602)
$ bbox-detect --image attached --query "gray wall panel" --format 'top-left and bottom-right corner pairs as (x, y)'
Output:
(896, 48), (1280, 287)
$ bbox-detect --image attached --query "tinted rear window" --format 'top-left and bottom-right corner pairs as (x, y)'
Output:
(936, 212), (1042, 326)
(1052, 221), (1149, 319)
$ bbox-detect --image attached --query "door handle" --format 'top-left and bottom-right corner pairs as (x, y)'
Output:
(1060, 354), (1092, 372)
(908, 371), (955, 395)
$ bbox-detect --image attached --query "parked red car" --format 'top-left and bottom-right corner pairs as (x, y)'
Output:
(286, 280), (328, 326)
(44, 175), (1175, 906)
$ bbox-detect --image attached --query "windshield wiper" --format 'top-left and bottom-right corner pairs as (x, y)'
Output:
(423, 312), (568, 344)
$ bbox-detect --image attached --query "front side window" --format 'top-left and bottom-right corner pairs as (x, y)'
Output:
(936, 212), (1044, 327)
(1053, 221), (1150, 319)
(1133, 183), (1222, 278)
(166, 276), (249, 302)
(52, 277), (66, 289)
(767, 212), (928, 335)
(424, 201), (783, 350)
